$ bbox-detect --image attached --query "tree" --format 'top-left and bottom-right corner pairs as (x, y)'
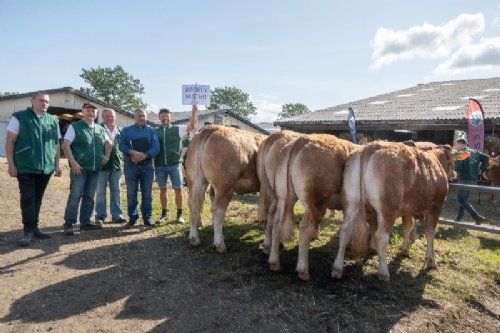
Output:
(0, 91), (19, 97)
(79, 65), (146, 111)
(278, 103), (310, 119)
(208, 86), (256, 118)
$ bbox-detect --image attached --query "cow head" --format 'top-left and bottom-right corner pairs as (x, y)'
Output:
(434, 145), (457, 181)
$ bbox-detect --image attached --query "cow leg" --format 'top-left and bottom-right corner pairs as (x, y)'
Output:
(400, 216), (414, 257)
(212, 188), (232, 253)
(260, 200), (276, 255)
(367, 212), (378, 253)
(268, 199), (284, 271)
(296, 207), (325, 281)
(375, 213), (394, 281)
(423, 212), (439, 269)
(188, 180), (208, 246)
(332, 205), (358, 279)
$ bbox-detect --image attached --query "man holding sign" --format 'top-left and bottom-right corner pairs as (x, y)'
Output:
(155, 105), (198, 224)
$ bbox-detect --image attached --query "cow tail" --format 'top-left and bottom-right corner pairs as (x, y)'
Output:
(348, 150), (370, 258)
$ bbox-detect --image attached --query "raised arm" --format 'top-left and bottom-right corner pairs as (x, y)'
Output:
(186, 104), (198, 133)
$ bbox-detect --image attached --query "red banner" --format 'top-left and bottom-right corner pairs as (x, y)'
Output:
(466, 99), (484, 152)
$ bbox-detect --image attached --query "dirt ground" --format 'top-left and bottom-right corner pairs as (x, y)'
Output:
(0, 157), (499, 333)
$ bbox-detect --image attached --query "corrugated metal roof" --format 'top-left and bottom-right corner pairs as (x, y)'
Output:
(276, 77), (500, 126)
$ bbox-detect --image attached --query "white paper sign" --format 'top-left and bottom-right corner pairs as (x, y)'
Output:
(182, 84), (211, 105)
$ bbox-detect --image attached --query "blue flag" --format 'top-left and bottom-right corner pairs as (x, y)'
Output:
(347, 107), (356, 143)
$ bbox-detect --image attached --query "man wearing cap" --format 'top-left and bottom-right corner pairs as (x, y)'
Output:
(453, 138), (489, 224)
(154, 105), (197, 224)
(62, 102), (112, 235)
(95, 108), (126, 226)
(119, 108), (160, 227)
(5, 91), (62, 246)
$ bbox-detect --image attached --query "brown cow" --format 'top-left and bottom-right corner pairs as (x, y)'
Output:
(257, 130), (302, 254)
(484, 155), (500, 187)
(185, 125), (265, 252)
(268, 134), (355, 280)
(332, 142), (454, 281)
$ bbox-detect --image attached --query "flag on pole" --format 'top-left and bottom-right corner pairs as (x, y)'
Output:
(466, 99), (485, 152)
(347, 107), (356, 144)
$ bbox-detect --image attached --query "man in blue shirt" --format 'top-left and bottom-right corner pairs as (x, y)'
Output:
(119, 108), (160, 227)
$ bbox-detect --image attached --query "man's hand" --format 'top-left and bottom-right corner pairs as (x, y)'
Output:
(8, 163), (17, 177)
(70, 161), (83, 176)
(54, 165), (62, 177)
(101, 155), (110, 166)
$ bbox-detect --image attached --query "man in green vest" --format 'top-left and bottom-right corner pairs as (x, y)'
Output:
(5, 91), (62, 246)
(62, 103), (112, 235)
(453, 138), (489, 224)
(154, 105), (198, 224)
(95, 108), (126, 226)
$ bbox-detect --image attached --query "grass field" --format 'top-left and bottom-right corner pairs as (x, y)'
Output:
(150, 188), (499, 332)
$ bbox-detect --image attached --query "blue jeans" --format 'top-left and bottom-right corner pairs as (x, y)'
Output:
(95, 170), (124, 221)
(155, 164), (183, 189)
(456, 180), (481, 221)
(64, 170), (100, 226)
(124, 162), (154, 221)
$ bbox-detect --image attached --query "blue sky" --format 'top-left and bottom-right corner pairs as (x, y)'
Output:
(1, 0), (500, 122)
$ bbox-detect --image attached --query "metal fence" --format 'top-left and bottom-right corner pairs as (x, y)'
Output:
(439, 183), (500, 234)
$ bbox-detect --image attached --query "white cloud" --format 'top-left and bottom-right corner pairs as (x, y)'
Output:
(434, 37), (500, 75)
(250, 96), (282, 123)
(371, 13), (484, 68)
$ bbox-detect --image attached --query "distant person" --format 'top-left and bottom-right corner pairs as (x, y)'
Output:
(154, 105), (198, 224)
(358, 137), (368, 145)
(453, 138), (489, 225)
(5, 91), (62, 246)
(119, 108), (160, 227)
(95, 108), (126, 226)
(62, 103), (112, 235)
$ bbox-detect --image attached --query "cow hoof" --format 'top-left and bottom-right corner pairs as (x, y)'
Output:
(297, 271), (310, 281)
(189, 237), (201, 247)
(259, 243), (270, 255)
(426, 259), (437, 270)
(331, 268), (343, 279)
(400, 248), (410, 257)
(214, 244), (227, 253)
(378, 273), (390, 282)
(269, 263), (281, 272)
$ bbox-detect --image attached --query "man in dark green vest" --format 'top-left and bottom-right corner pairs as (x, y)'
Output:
(453, 138), (489, 224)
(62, 103), (112, 235)
(154, 105), (197, 224)
(5, 91), (62, 246)
(95, 108), (126, 226)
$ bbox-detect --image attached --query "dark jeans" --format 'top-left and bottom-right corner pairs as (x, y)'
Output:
(456, 180), (481, 221)
(124, 162), (154, 221)
(64, 170), (100, 226)
(17, 173), (52, 233)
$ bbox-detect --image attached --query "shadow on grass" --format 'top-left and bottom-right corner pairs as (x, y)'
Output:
(1, 218), (444, 333)
(0, 225), (145, 275)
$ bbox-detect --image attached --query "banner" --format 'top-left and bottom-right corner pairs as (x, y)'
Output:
(347, 107), (356, 144)
(466, 99), (484, 152)
(182, 84), (211, 105)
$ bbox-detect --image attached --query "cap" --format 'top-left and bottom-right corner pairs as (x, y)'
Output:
(82, 102), (97, 110)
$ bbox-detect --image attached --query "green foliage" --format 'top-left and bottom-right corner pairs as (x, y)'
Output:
(278, 103), (310, 119)
(79, 65), (146, 111)
(208, 86), (257, 118)
(0, 91), (19, 97)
